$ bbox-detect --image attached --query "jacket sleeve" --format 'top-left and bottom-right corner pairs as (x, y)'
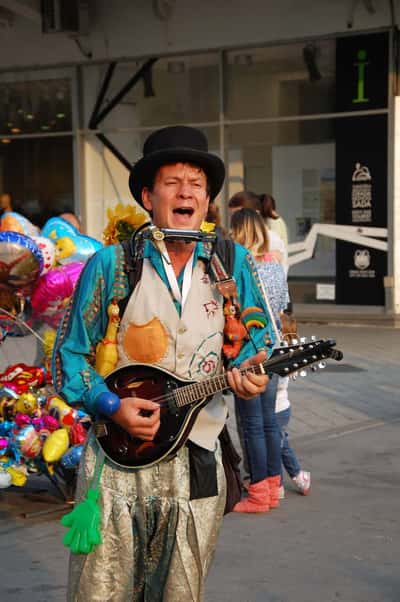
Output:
(51, 246), (125, 416)
(231, 244), (276, 367)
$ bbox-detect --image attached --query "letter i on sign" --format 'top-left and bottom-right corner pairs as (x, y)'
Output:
(353, 49), (369, 104)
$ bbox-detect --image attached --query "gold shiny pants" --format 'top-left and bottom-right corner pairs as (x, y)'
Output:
(68, 434), (226, 602)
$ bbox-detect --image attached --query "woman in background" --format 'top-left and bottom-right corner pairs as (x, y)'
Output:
(259, 193), (289, 250)
(230, 208), (289, 513)
(229, 190), (288, 272)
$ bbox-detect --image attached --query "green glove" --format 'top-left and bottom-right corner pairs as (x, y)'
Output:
(61, 447), (105, 555)
(61, 489), (102, 554)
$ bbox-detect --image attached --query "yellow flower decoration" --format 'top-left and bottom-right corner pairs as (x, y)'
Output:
(200, 221), (216, 233)
(103, 203), (149, 245)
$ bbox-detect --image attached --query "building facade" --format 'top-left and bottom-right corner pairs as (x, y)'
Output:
(0, 0), (399, 315)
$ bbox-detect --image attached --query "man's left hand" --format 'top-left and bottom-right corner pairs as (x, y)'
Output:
(227, 350), (269, 400)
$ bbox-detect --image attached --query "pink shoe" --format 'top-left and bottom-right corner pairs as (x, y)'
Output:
(233, 478), (270, 513)
(266, 475), (281, 509)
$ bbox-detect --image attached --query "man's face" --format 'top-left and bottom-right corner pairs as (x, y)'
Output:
(142, 163), (210, 230)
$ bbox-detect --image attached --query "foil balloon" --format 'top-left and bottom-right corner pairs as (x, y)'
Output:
(32, 236), (55, 275)
(60, 444), (83, 469)
(42, 428), (69, 463)
(31, 262), (84, 328)
(0, 421), (13, 436)
(0, 437), (8, 456)
(15, 424), (42, 460)
(45, 395), (77, 428)
(0, 231), (43, 292)
(0, 211), (39, 238)
(69, 421), (87, 445)
(15, 392), (38, 415)
(0, 364), (45, 394)
(0, 470), (12, 488)
(31, 415), (59, 433)
(41, 216), (102, 264)
(14, 413), (31, 428)
(6, 465), (27, 486)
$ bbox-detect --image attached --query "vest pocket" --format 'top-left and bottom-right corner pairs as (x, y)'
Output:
(187, 440), (218, 500)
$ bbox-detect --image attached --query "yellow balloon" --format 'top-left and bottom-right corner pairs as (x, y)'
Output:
(42, 428), (69, 463)
(6, 466), (27, 487)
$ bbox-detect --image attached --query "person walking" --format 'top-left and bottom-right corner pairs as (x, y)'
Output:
(53, 126), (275, 601)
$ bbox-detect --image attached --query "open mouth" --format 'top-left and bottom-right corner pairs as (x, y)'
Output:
(173, 207), (194, 216)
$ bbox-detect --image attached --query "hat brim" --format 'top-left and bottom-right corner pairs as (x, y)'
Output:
(129, 147), (225, 205)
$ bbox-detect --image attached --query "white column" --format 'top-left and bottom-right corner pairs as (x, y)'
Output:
(79, 65), (145, 241)
(392, 96), (400, 314)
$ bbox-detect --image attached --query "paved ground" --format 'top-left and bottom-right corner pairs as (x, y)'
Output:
(0, 323), (399, 601)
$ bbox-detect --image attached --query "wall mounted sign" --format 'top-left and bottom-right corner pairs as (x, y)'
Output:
(335, 33), (388, 306)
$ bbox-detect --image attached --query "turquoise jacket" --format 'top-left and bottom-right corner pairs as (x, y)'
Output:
(52, 240), (275, 416)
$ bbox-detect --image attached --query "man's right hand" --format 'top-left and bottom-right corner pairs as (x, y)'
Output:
(111, 397), (160, 441)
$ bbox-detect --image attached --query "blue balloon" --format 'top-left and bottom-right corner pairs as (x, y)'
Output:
(41, 217), (102, 264)
(60, 444), (84, 469)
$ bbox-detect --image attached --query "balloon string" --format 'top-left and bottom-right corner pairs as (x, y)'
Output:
(0, 306), (45, 345)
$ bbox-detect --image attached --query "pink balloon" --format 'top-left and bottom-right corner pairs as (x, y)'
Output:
(31, 262), (84, 328)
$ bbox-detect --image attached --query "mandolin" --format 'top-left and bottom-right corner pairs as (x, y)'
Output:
(94, 338), (343, 469)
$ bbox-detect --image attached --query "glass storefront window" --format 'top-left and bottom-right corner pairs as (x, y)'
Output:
(98, 54), (220, 132)
(225, 118), (336, 303)
(0, 77), (72, 136)
(0, 136), (74, 229)
(226, 40), (335, 120)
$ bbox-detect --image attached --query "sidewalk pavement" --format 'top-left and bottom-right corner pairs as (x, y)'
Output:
(0, 323), (399, 601)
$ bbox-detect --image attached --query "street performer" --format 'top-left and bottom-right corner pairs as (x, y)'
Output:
(53, 125), (275, 601)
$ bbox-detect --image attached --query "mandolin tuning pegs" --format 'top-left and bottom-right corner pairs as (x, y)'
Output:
(292, 338), (299, 345)
(311, 365), (318, 372)
(311, 335), (316, 341)
(299, 370), (307, 377)
(300, 337), (306, 343)
(291, 373), (297, 380)
(318, 362), (326, 369)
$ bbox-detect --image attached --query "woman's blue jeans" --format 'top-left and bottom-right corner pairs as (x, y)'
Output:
(275, 407), (301, 479)
(235, 373), (281, 484)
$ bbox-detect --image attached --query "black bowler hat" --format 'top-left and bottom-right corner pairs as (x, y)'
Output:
(129, 126), (225, 204)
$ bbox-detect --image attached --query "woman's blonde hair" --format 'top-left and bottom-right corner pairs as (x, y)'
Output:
(230, 208), (269, 256)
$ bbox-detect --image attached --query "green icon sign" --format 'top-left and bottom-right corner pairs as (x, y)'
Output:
(353, 49), (369, 104)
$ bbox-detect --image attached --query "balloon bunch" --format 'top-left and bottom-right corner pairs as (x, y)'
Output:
(0, 363), (91, 489)
(0, 214), (103, 336)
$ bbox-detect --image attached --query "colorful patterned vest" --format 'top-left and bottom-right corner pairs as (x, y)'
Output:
(117, 257), (227, 451)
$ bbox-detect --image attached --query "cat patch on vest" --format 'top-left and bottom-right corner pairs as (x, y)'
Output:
(122, 317), (169, 363)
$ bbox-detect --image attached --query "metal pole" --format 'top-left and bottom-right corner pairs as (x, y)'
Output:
(88, 62), (117, 129)
(96, 132), (132, 170)
(92, 58), (157, 128)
